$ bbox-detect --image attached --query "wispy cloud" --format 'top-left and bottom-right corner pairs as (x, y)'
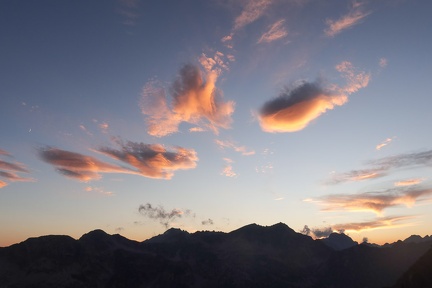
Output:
(258, 61), (369, 133)
(117, 0), (140, 26)
(257, 19), (288, 44)
(215, 139), (255, 156)
(332, 215), (417, 233)
(221, 158), (237, 178)
(141, 59), (235, 137)
(85, 186), (114, 196)
(376, 137), (394, 150)
(324, 1), (371, 37)
(0, 150), (33, 188)
(395, 178), (425, 187)
(39, 140), (198, 181)
(222, 0), (273, 46)
(138, 203), (194, 229)
(327, 149), (432, 185)
(310, 187), (432, 215)
(379, 58), (388, 68)
(335, 61), (371, 94)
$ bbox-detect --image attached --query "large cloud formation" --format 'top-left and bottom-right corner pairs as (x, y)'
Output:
(141, 62), (235, 137)
(39, 140), (198, 181)
(258, 61), (369, 133)
(258, 80), (347, 133)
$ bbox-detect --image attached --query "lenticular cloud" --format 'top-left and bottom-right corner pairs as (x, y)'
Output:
(259, 80), (347, 133)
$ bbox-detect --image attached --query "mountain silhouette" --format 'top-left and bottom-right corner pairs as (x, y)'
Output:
(0, 223), (431, 288)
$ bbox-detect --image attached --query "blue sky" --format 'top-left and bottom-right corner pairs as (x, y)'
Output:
(1, 0), (432, 246)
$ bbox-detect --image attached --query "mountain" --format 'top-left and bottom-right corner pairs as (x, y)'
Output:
(0, 224), (431, 288)
(320, 232), (358, 251)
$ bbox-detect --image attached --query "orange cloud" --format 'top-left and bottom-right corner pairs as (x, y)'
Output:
(97, 140), (198, 180)
(257, 19), (288, 44)
(313, 187), (432, 215)
(395, 178), (424, 187)
(333, 215), (417, 233)
(327, 168), (386, 185)
(40, 141), (198, 181)
(376, 138), (393, 150)
(40, 147), (137, 182)
(141, 63), (235, 137)
(0, 151), (33, 188)
(324, 1), (371, 37)
(259, 80), (347, 133)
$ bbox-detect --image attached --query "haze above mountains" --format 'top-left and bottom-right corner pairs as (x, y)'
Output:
(0, 223), (431, 288)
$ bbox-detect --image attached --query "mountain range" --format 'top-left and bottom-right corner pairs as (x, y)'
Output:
(0, 223), (431, 288)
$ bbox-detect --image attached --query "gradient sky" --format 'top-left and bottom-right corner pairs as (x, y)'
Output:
(1, 0), (432, 247)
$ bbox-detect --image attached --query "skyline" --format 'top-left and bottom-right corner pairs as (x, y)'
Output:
(1, 0), (432, 247)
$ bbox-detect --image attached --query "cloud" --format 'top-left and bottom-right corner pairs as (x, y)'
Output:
(221, 158), (237, 178)
(0, 151), (33, 188)
(335, 61), (371, 94)
(138, 203), (191, 229)
(257, 19), (288, 44)
(118, 0), (140, 26)
(311, 227), (333, 238)
(324, 1), (371, 37)
(0, 160), (29, 173)
(215, 139), (255, 156)
(0, 149), (11, 156)
(258, 80), (347, 133)
(395, 178), (425, 187)
(97, 140), (198, 180)
(311, 187), (432, 215)
(222, 0), (273, 46)
(202, 218), (214, 225)
(299, 225), (332, 239)
(376, 137), (393, 150)
(99, 122), (109, 134)
(85, 186), (114, 196)
(332, 215), (417, 233)
(379, 58), (388, 68)
(327, 168), (386, 185)
(258, 61), (369, 133)
(40, 141), (198, 181)
(327, 149), (432, 185)
(141, 63), (235, 137)
(233, 0), (273, 31)
(0, 171), (33, 182)
(39, 147), (137, 182)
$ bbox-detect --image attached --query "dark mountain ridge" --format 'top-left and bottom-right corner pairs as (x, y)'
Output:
(0, 223), (431, 288)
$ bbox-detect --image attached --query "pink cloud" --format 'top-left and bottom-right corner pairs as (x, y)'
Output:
(257, 19), (288, 44)
(324, 1), (371, 37)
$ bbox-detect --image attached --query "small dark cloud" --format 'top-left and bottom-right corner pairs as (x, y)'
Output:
(201, 218), (214, 225)
(138, 203), (190, 229)
(115, 227), (125, 232)
(300, 225), (311, 236)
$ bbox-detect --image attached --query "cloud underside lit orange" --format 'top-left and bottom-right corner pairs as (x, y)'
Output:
(259, 94), (347, 133)
(141, 64), (234, 137)
(39, 142), (198, 181)
(333, 215), (416, 233)
(316, 188), (432, 214)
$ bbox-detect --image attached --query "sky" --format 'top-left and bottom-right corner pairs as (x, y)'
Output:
(1, 0), (432, 247)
